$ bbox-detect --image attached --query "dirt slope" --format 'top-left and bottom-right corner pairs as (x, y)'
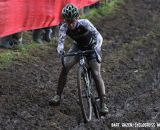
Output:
(0, 0), (160, 130)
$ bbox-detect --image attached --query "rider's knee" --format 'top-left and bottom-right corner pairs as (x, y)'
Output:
(92, 71), (102, 80)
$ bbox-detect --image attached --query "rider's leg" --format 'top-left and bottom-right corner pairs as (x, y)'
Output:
(88, 59), (108, 113)
(89, 59), (105, 101)
(57, 57), (78, 96)
(57, 45), (79, 96)
(49, 45), (79, 105)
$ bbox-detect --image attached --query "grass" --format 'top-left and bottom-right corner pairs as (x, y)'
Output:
(0, 51), (14, 69)
(82, 0), (125, 22)
(0, 43), (53, 70)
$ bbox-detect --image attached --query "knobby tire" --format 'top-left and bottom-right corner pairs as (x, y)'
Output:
(77, 66), (92, 123)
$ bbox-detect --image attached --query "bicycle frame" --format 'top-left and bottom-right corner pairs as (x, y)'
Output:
(61, 50), (100, 122)
(61, 50), (93, 94)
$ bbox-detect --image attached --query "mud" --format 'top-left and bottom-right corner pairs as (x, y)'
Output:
(0, 0), (160, 130)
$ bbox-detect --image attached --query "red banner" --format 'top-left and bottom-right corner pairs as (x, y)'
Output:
(0, 0), (98, 37)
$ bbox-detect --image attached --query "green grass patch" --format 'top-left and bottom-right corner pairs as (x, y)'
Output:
(0, 43), (53, 70)
(0, 51), (14, 69)
(82, 0), (125, 21)
(15, 43), (41, 57)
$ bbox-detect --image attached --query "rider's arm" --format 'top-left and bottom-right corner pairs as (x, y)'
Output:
(57, 23), (68, 53)
(80, 19), (103, 50)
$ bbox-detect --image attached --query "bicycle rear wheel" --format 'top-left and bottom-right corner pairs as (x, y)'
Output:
(77, 66), (92, 123)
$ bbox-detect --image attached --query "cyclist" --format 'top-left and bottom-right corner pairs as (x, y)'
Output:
(50, 3), (108, 114)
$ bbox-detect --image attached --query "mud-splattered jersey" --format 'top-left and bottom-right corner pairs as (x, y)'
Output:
(58, 19), (103, 50)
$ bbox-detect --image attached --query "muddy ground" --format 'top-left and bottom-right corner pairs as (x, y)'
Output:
(0, 0), (160, 130)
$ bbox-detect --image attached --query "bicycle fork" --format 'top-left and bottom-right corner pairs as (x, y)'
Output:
(79, 56), (92, 98)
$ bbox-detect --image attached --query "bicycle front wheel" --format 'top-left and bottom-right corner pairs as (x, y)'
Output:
(77, 66), (92, 123)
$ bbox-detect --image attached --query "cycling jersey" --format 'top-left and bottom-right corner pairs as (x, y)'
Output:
(58, 19), (103, 51)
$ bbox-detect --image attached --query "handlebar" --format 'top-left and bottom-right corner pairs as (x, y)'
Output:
(61, 49), (101, 72)
(60, 50), (95, 73)
(62, 50), (95, 57)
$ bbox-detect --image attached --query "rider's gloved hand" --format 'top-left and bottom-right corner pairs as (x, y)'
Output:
(57, 45), (64, 56)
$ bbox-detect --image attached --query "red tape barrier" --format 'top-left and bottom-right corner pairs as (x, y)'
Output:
(0, 0), (99, 37)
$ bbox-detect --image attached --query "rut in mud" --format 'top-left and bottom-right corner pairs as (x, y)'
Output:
(0, 0), (160, 130)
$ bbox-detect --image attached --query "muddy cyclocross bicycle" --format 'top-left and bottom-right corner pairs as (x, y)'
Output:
(61, 50), (101, 123)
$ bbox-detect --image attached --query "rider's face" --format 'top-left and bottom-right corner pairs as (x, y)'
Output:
(65, 19), (77, 30)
